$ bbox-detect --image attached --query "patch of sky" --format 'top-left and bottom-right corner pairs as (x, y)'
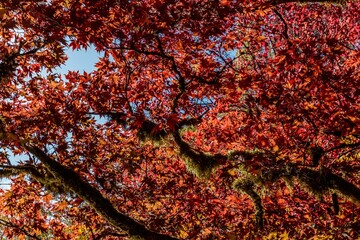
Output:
(1, 46), (103, 189)
(56, 45), (102, 74)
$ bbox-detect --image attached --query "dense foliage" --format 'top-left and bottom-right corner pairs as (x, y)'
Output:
(0, 0), (359, 239)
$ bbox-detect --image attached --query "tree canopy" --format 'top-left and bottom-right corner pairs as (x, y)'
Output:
(0, 0), (359, 239)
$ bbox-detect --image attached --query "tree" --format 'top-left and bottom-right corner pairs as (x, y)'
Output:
(0, 0), (359, 239)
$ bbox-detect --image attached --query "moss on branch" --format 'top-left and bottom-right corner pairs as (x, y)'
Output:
(173, 130), (225, 178)
(24, 145), (177, 240)
(0, 164), (65, 194)
(233, 178), (264, 228)
(233, 163), (360, 229)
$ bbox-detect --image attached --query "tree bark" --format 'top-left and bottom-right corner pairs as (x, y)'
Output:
(24, 145), (177, 240)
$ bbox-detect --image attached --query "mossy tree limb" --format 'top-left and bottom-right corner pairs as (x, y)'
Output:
(233, 163), (360, 229)
(263, 164), (360, 203)
(233, 178), (264, 228)
(302, 168), (360, 203)
(0, 164), (64, 193)
(172, 129), (225, 178)
(134, 118), (270, 179)
(23, 145), (177, 240)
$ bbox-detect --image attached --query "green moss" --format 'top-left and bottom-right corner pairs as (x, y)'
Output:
(227, 148), (265, 162)
(130, 236), (145, 240)
(179, 125), (197, 134)
(137, 120), (168, 144)
(182, 152), (220, 179)
(233, 177), (264, 228)
(233, 177), (254, 192)
(283, 177), (294, 196)
(173, 130), (222, 179)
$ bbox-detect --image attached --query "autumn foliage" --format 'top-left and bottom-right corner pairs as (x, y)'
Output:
(0, 0), (359, 239)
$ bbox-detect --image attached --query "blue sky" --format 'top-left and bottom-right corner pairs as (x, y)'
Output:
(59, 46), (101, 73)
(1, 47), (100, 188)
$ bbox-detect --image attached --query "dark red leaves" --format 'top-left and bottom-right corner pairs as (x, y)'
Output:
(0, 0), (359, 239)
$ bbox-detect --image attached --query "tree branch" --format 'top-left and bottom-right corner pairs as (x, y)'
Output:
(233, 163), (360, 229)
(0, 164), (65, 194)
(273, 9), (290, 42)
(172, 127), (226, 178)
(23, 145), (177, 240)
(233, 179), (264, 228)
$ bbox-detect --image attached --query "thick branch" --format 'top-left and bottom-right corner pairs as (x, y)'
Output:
(233, 179), (264, 228)
(23, 145), (177, 240)
(233, 162), (360, 229)
(0, 164), (65, 194)
(172, 128), (226, 178)
(259, 164), (360, 203)
(0, 164), (43, 179)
